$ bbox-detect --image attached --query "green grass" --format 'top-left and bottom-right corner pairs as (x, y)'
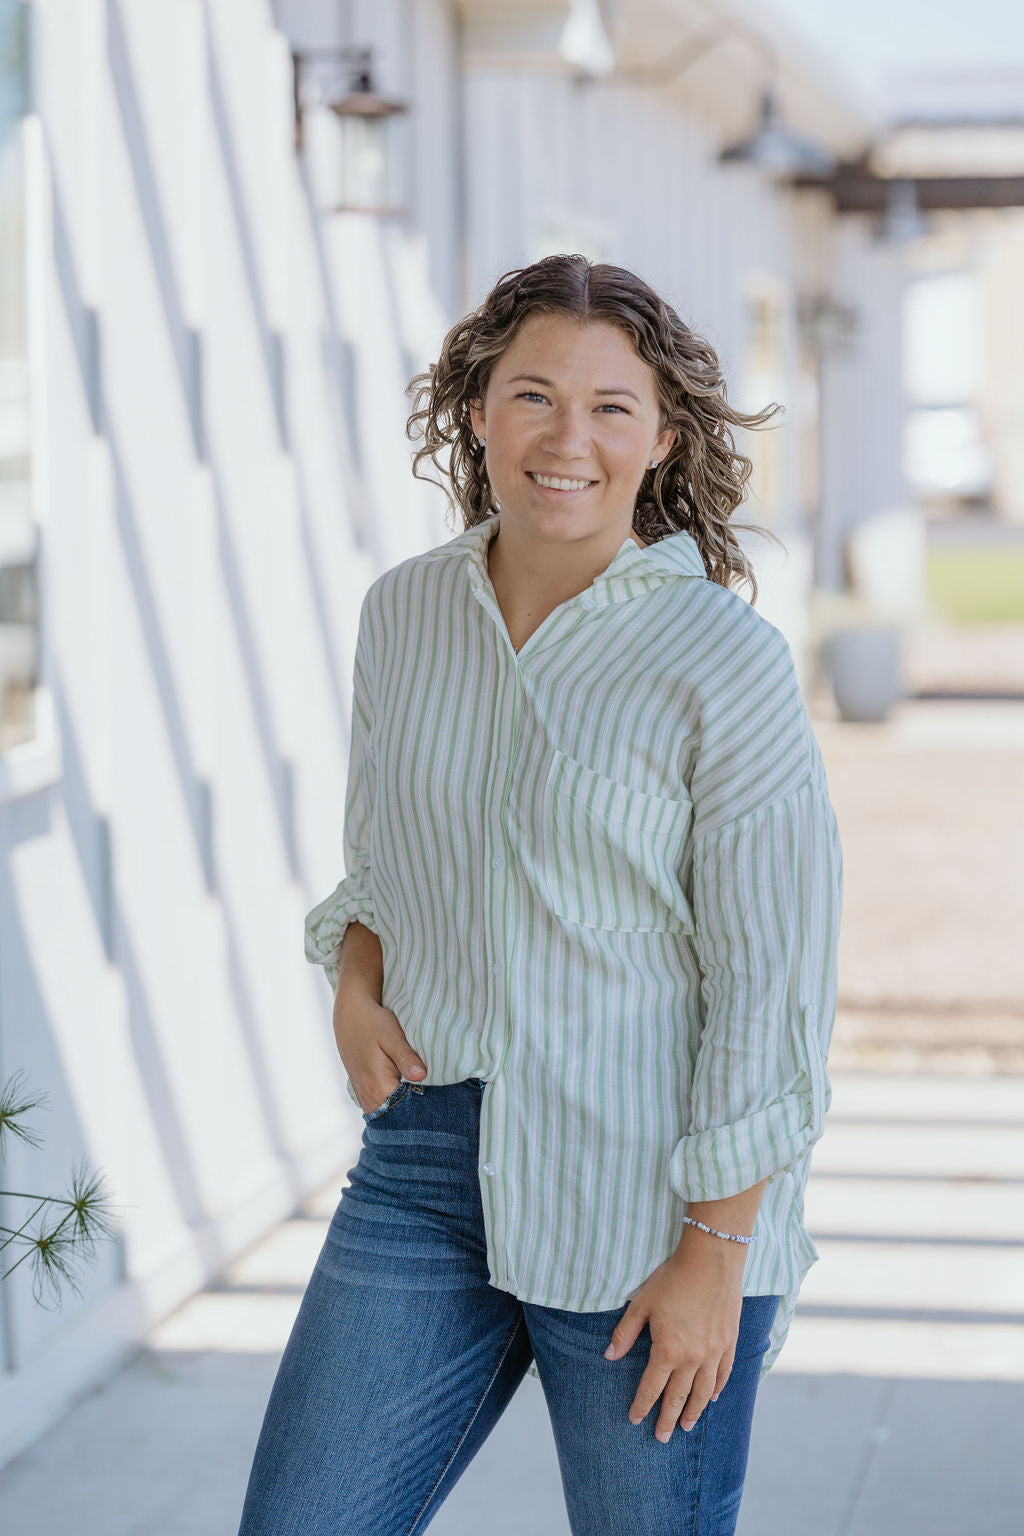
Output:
(926, 548), (1024, 623)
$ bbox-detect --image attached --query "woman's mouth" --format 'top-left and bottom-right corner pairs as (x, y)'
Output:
(526, 471), (598, 494)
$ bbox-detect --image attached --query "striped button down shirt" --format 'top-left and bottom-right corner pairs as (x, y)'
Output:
(305, 512), (843, 1379)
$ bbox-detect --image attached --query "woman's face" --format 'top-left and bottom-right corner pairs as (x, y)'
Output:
(468, 312), (677, 548)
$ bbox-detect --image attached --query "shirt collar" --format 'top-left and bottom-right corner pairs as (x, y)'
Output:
(425, 513), (708, 608)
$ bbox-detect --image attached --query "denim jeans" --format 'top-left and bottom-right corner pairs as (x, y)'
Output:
(236, 1077), (779, 1536)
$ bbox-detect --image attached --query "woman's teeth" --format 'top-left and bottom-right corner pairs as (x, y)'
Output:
(528, 472), (595, 491)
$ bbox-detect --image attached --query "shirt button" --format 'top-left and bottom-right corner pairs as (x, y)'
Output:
(482, 1162), (498, 1176)
(492, 961), (504, 976)
(491, 854), (505, 870)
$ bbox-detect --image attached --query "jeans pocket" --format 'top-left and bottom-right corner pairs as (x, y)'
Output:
(362, 1079), (420, 1122)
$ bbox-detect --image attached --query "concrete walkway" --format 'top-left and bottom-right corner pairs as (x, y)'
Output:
(0, 1064), (1022, 1535)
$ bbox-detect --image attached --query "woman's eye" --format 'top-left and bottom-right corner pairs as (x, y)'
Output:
(516, 392), (627, 414)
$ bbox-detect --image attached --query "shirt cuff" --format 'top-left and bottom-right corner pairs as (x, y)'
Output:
(669, 1005), (831, 1200)
(668, 1088), (817, 1200)
(303, 876), (378, 993)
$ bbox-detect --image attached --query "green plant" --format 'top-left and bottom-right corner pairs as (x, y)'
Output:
(0, 1069), (120, 1306)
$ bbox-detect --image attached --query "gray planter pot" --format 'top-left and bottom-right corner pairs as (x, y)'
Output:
(825, 626), (904, 722)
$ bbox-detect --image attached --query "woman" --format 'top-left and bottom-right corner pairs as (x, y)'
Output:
(237, 255), (843, 1536)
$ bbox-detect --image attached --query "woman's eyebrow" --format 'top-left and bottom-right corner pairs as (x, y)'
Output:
(506, 373), (641, 403)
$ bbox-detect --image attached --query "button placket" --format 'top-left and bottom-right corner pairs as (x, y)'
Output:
(469, 545), (588, 1294)
(459, 626), (515, 1273)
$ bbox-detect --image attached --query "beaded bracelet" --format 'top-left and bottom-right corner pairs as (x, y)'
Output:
(682, 1214), (756, 1245)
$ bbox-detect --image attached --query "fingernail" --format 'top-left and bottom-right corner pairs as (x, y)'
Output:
(656, 1430), (671, 1443)
(604, 1345), (616, 1359)
(711, 1393), (720, 1402)
(682, 1420), (696, 1432)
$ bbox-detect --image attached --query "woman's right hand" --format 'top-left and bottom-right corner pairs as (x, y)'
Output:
(333, 994), (428, 1115)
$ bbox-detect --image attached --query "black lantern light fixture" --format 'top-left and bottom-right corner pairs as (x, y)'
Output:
(291, 45), (408, 214)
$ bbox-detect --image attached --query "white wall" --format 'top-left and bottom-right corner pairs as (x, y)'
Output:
(817, 214), (910, 589)
(0, 0), (457, 1468)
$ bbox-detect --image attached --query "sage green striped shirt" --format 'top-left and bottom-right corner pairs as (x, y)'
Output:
(305, 513), (843, 1379)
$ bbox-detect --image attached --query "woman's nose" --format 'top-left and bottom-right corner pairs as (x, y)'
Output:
(540, 408), (592, 458)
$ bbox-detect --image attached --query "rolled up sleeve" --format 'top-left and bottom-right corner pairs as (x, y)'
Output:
(303, 595), (379, 995)
(669, 625), (844, 1201)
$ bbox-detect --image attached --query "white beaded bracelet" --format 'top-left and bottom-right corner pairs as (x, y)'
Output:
(682, 1214), (756, 1245)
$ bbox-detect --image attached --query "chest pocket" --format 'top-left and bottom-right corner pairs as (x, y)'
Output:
(541, 748), (695, 933)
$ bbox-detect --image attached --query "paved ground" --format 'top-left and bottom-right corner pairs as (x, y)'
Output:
(1, 657), (1022, 1534)
(819, 696), (1024, 1075)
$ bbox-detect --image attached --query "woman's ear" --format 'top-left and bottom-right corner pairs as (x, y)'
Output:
(468, 398), (485, 439)
(656, 425), (679, 460)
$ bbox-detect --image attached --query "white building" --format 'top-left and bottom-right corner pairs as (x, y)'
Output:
(0, 0), (885, 1466)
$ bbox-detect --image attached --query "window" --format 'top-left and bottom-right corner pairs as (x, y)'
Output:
(902, 268), (991, 516)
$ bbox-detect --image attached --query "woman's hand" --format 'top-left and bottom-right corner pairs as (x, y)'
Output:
(603, 1235), (745, 1442)
(333, 994), (428, 1115)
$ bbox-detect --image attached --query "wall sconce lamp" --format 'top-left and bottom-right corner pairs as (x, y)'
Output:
(796, 292), (861, 355)
(291, 45), (408, 214)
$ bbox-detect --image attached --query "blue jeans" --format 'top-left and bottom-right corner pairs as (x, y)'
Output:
(236, 1077), (779, 1536)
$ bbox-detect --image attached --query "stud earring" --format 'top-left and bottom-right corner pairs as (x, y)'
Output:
(650, 459), (659, 469)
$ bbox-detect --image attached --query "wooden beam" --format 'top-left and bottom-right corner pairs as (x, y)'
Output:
(790, 170), (1024, 211)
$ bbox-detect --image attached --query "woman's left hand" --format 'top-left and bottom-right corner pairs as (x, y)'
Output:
(603, 1240), (745, 1442)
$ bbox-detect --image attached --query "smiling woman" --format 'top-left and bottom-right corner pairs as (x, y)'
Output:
(471, 315), (676, 540)
(406, 253), (786, 598)
(238, 255), (844, 1536)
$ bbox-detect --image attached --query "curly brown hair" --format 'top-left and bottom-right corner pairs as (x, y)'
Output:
(406, 253), (785, 602)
